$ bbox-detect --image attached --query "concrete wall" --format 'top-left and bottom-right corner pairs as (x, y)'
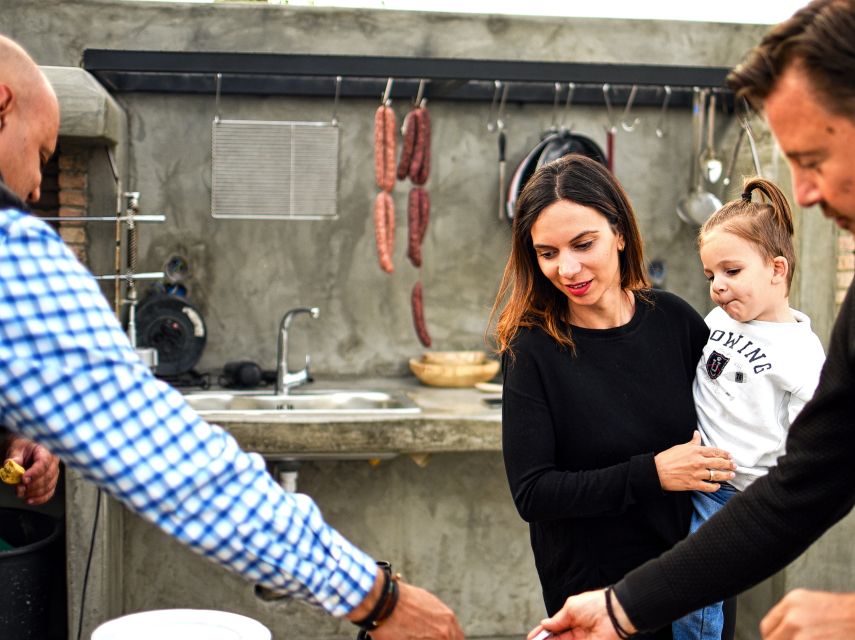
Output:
(1, 1), (852, 638)
(2, 0), (815, 379)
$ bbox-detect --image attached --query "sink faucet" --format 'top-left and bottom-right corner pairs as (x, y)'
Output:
(276, 306), (320, 395)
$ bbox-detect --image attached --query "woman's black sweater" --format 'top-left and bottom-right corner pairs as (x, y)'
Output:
(502, 290), (709, 619)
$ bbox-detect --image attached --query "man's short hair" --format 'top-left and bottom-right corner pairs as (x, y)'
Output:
(727, 0), (855, 118)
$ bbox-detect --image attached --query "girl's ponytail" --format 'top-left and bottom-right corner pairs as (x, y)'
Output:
(742, 177), (795, 237)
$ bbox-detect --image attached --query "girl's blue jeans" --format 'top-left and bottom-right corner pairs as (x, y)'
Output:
(672, 483), (740, 640)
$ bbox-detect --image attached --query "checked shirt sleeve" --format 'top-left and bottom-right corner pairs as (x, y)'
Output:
(0, 210), (377, 615)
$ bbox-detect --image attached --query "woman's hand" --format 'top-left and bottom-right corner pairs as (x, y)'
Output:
(654, 431), (735, 492)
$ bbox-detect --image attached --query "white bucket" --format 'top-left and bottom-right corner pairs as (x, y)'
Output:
(91, 609), (272, 640)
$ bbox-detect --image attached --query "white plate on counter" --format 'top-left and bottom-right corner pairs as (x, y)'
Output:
(475, 381), (503, 394)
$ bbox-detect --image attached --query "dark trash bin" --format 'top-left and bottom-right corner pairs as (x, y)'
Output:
(0, 508), (62, 639)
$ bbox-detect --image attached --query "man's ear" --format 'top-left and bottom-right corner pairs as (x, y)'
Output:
(771, 256), (789, 284)
(0, 84), (13, 123)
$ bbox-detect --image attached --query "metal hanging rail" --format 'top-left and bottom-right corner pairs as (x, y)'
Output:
(82, 49), (732, 108)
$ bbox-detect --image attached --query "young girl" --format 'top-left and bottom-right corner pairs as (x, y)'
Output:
(673, 177), (826, 640)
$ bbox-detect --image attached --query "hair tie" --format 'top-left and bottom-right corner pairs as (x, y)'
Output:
(741, 190), (752, 203)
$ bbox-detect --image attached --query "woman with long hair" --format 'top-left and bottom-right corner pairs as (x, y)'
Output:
(492, 155), (736, 639)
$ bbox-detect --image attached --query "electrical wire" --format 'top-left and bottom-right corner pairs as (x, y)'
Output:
(75, 487), (102, 640)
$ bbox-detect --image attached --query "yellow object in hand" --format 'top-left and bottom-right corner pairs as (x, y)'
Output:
(0, 459), (25, 485)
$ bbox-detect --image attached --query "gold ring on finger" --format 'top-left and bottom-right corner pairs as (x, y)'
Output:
(709, 468), (714, 482)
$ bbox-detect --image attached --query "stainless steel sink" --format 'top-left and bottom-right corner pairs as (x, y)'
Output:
(182, 389), (421, 415)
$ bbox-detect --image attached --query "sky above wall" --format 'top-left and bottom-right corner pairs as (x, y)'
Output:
(133, 0), (810, 25)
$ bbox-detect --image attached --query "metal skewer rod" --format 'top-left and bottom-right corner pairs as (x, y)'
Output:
(38, 214), (166, 222)
(93, 272), (165, 281)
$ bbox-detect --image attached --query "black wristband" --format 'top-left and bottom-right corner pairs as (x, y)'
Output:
(354, 561), (400, 636)
(604, 586), (633, 639)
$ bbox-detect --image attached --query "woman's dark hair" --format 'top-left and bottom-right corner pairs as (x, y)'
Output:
(490, 154), (649, 355)
(699, 176), (797, 291)
(727, 0), (855, 118)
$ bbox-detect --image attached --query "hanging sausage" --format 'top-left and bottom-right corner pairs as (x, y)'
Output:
(373, 99), (397, 273)
(398, 98), (433, 347)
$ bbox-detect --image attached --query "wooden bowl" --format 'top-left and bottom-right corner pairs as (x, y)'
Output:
(409, 358), (500, 388)
(421, 350), (487, 366)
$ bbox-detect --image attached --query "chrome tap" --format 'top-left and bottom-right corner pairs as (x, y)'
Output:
(276, 306), (320, 394)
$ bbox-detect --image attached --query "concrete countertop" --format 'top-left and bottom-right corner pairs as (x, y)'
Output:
(187, 377), (502, 458)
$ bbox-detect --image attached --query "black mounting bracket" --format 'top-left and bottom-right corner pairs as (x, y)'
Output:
(82, 49), (733, 109)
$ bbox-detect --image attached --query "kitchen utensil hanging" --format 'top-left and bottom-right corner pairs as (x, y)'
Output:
(602, 84), (617, 172)
(488, 81), (510, 222)
(503, 82), (607, 224)
(737, 98), (764, 177)
(210, 73), (341, 220)
(676, 88), (722, 226)
(505, 128), (607, 224)
(721, 126), (746, 191)
(700, 92), (723, 184)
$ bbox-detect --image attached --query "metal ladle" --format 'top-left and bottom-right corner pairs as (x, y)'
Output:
(677, 88), (722, 226)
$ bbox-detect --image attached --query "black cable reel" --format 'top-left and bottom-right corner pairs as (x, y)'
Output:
(136, 293), (207, 377)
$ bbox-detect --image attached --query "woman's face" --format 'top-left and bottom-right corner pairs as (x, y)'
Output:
(530, 199), (624, 311)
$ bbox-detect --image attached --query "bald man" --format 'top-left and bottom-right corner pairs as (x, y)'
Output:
(0, 34), (463, 639)
(0, 36), (62, 506)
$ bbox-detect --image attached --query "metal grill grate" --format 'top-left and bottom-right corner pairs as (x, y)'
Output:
(211, 119), (339, 220)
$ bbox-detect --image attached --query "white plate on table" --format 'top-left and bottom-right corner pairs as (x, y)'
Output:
(91, 609), (271, 640)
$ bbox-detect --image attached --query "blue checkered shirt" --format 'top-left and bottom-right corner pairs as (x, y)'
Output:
(0, 207), (377, 615)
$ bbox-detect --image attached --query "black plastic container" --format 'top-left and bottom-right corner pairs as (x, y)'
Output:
(0, 508), (62, 639)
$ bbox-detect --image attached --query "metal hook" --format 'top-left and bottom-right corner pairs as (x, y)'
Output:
(620, 85), (641, 132)
(381, 77), (393, 106)
(655, 85), (672, 138)
(331, 75), (342, 126)
(214, 72), (222, 123)
(487, 81), (501, 132)
(603, 83), (617, 133)
(550, 82), (562, 132)
(414, 79), (426, 107)
(496, 82), (509, 133)
(560, 82), (576, 132)
(487, 80), (508, 132)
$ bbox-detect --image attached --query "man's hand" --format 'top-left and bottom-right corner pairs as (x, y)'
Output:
(371, 581), (464, 640)
(527, 589), (635, 640)
(346, 567), (464, 640)
(5, 436), (60, 505)
(761, 589), (855, 639)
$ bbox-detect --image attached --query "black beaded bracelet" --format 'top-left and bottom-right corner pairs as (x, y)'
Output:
(604, 586), (633, 639)
(354, 561), (400, 639)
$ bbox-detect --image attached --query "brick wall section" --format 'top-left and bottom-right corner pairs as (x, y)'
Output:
(57, 148), (88, 265)
(837, 230), (854, 310)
